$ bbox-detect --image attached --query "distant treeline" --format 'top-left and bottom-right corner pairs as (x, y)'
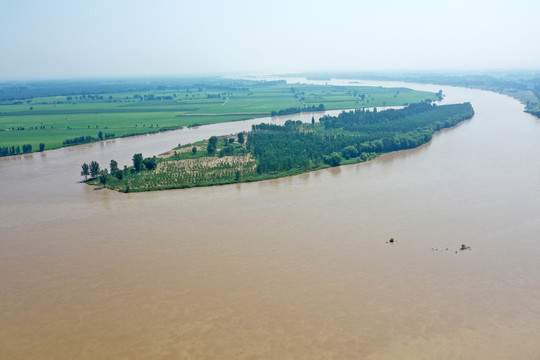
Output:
(63, 131), (115, 146)
(248, 102), (474, 174)
(271, 104), (325, 117)
(0, 78), (286, 102)
(303, 71), (540, 92)
(133, 94), (174, 101)
(302, 71), (540, 118)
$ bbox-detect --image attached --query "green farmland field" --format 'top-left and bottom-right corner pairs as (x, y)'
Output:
(0, 79), (437, 155)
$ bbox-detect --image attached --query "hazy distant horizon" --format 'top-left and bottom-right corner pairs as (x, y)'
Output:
(3, 68), (540, 84)
(2, 0), (539, 81)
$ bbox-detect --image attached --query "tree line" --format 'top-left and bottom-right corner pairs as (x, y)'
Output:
(63, 131), (115, 146)
(81, 153), (157, 189)
(270, 104), (325, 117)
(1, 143), (46, 156)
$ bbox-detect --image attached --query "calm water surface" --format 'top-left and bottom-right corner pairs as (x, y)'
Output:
(1, 79), (540, 359)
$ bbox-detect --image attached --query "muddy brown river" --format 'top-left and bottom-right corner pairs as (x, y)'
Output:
(1, 79), (540, 359)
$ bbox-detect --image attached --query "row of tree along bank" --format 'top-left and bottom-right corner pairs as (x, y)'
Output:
(1, 143), (45, 156)
(81, 101), (474, 192)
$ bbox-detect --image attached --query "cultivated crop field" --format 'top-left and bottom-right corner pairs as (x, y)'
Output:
(0, 79), (437, 154)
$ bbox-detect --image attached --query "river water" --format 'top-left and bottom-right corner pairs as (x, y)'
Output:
(1, 79), (540, 359)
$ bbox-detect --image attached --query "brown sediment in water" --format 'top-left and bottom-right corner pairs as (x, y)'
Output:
(1, 81), (540, 359)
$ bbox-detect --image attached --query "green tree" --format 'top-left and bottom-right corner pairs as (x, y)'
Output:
(98, 131), (103, 140)
(110, 159), (118, 174)
(324, 152), (342, 167)
(207, 136), (218, 154)
(89, 161), (100, 178)
(359, 152), (369, 161)
(237, 132), (245, 144)
(133, 153), (143, 172)
(218, 145), (234, 158)
(81, 163), (89, 180)
(143, 157), (157, 170)
(192, 146), (197, 155)
(99, 169), (109, 184)
(341, 145), (358, 159)
(39, 143), (45, 152)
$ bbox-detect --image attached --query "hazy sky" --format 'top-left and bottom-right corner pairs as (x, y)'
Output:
(1, 0), (539, 80)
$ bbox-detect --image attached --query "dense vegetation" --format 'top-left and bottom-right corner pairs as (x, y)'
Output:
(83, 101), (474, 192)
(248, 102), (474, 174)
(0, 78), (437, 156)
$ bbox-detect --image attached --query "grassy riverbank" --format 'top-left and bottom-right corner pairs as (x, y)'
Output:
(85, 102), (474, 192)
(0, 78), (437, 156)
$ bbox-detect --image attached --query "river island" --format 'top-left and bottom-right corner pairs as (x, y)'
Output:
(83, 101), (474, 192)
